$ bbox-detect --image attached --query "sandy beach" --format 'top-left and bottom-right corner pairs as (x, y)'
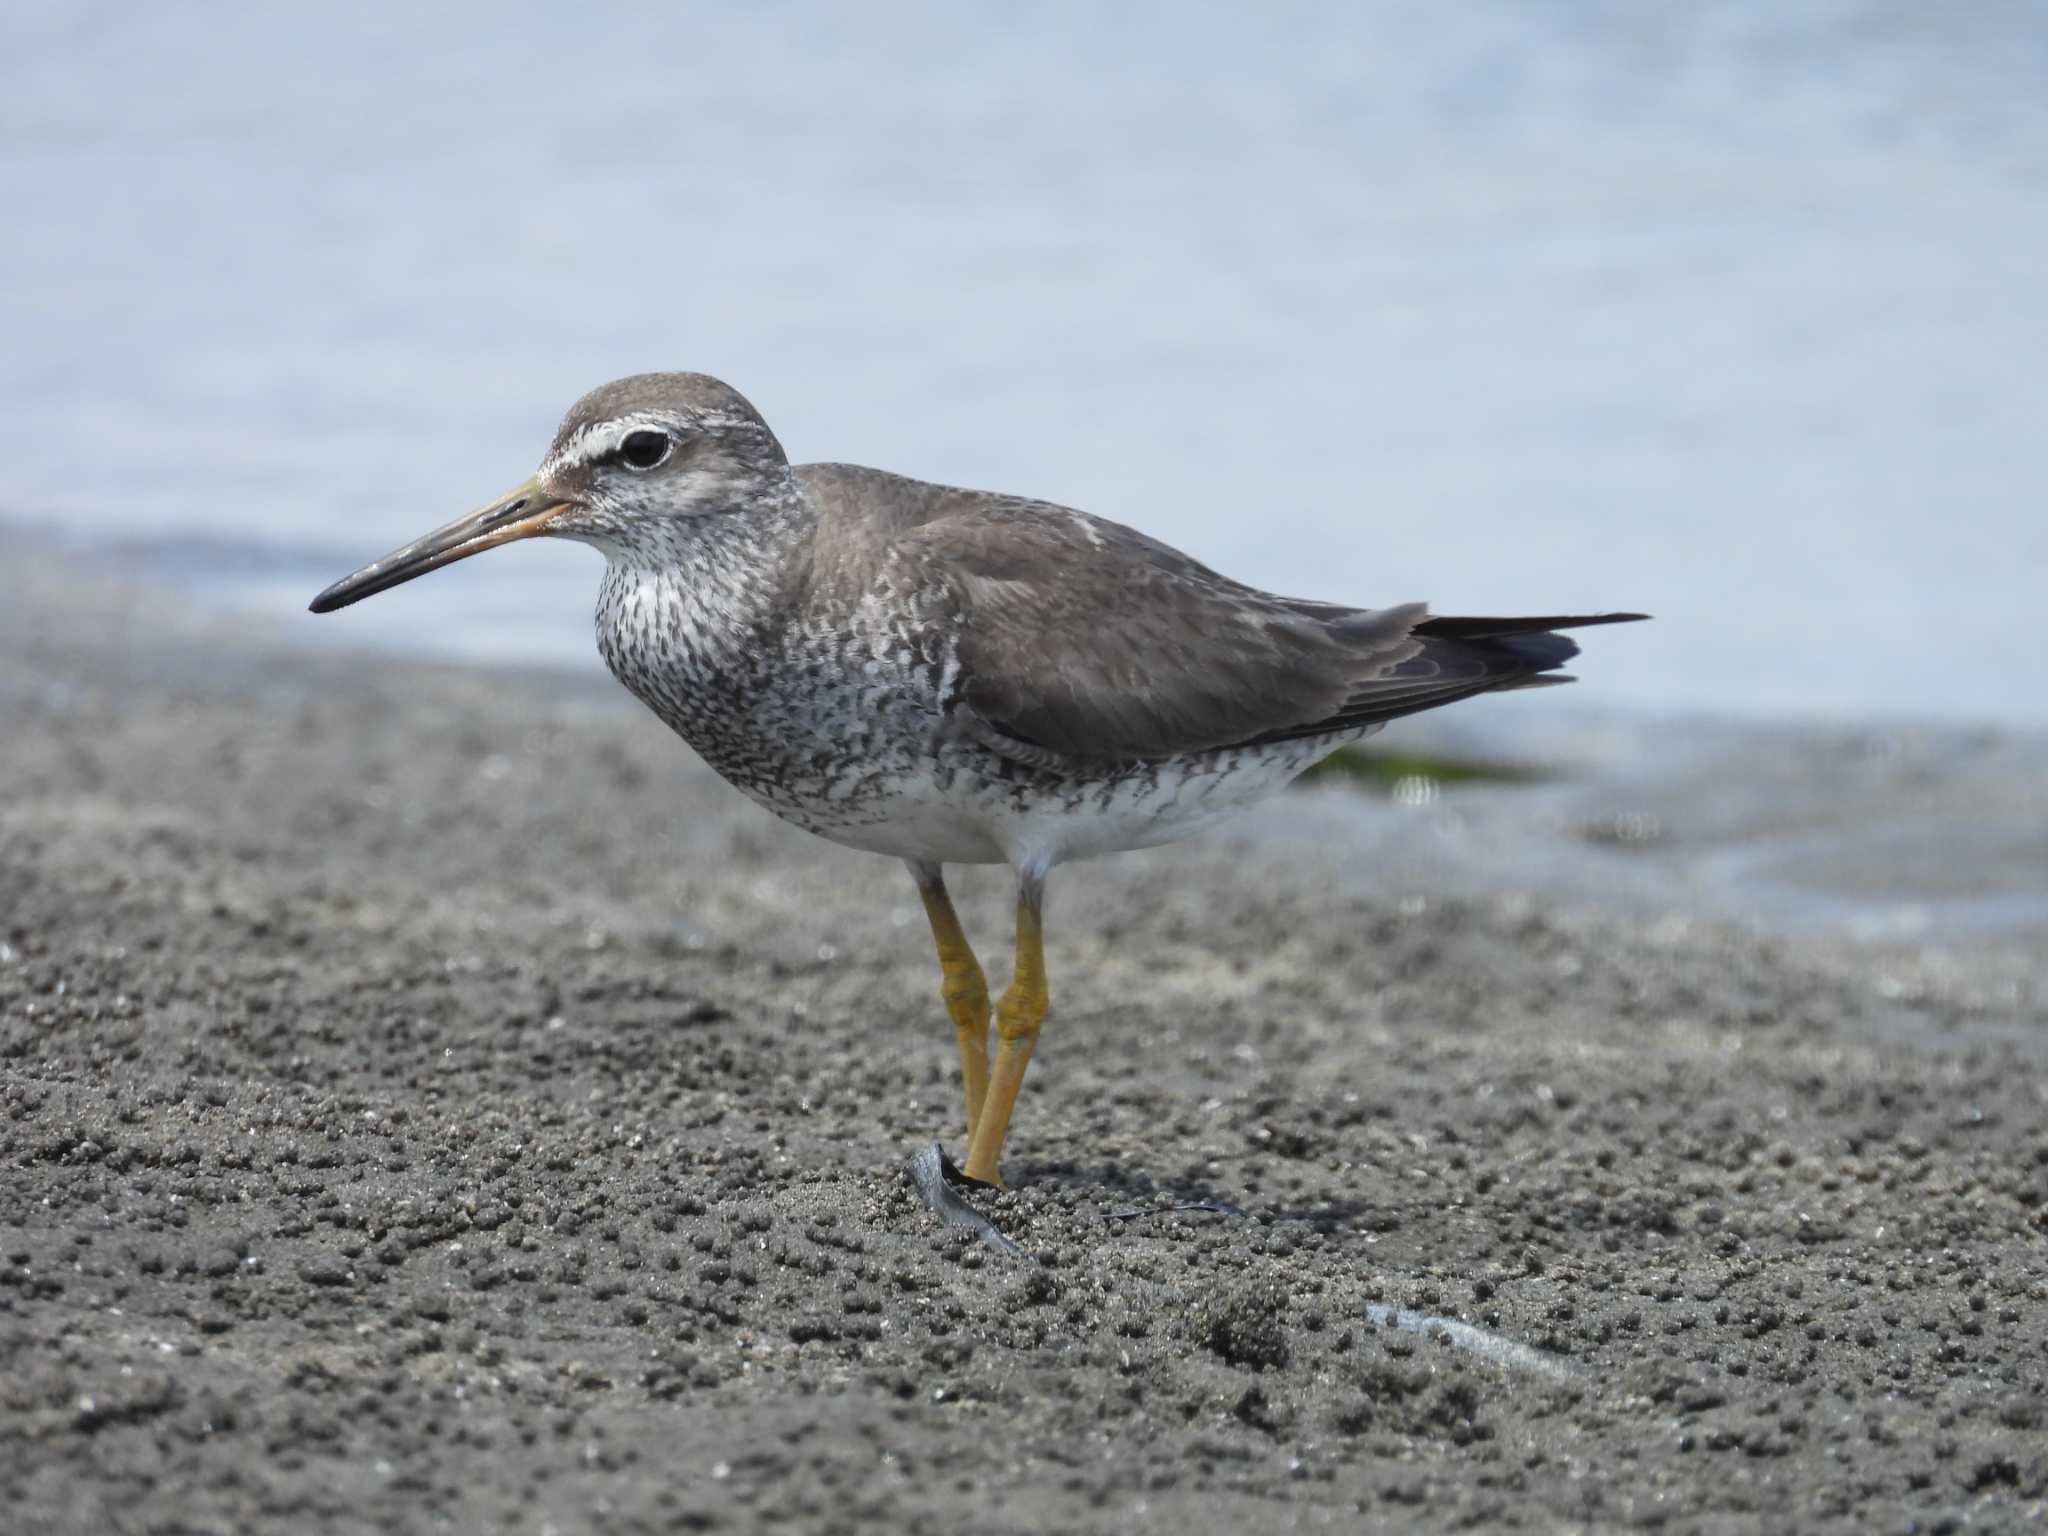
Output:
(3, 562), (2043, 1534)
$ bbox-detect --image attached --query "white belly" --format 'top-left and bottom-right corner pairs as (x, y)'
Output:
(782, 726), (1379, 872)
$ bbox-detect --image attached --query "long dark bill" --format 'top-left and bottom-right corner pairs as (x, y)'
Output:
(308, 477), (564, 613)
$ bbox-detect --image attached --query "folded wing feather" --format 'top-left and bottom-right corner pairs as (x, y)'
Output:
(895, 505), (1642, 764)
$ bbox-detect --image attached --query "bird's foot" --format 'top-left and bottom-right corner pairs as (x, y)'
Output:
(905, 1143), (1022, 1256)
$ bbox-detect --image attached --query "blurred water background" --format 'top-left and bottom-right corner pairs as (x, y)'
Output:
(6, 2), (2045, 950)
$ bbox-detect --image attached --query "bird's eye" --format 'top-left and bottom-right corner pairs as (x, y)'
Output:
(618, 429), (673, 471)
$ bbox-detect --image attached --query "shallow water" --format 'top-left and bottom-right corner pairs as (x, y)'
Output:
(6, 2), (2047, 726)
(1279, 707), (2048, 956)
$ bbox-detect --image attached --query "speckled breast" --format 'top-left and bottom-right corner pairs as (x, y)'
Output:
(593, 549), (962, 840)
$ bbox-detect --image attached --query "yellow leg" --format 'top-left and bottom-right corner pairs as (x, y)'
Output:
(910, 863), (991, 1142)
(962, 876), (1048, 1187)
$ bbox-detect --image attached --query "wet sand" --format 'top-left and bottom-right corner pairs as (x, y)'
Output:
(3, 567), (2044, 1534)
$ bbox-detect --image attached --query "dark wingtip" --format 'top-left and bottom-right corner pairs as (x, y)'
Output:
(1413, 611), (1651, 640)
(1496, 631), (1580, 671)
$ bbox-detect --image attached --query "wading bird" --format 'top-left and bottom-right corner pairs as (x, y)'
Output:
(312, 373), (1643, 1189)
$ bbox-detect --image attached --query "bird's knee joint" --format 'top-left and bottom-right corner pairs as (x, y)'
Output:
(994, 990), (1046, 1043)
(942, 976), (989, 1017)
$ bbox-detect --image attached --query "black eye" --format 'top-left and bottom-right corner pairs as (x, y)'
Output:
(618, 430), (672, 471)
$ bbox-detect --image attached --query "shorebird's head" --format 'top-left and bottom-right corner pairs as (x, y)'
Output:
(309, 372), (789, 613)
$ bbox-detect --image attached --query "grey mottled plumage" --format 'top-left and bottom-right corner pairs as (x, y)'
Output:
(310, 370), (1646, 1185)
(506, 374), (1637, 866)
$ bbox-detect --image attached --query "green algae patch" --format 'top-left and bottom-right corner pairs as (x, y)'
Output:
(1293, 745), (1554, 797)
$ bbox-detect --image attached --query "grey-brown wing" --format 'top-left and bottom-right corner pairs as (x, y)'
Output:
(894, 502), (1645, 763)
(897, 506), (1434, 761)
